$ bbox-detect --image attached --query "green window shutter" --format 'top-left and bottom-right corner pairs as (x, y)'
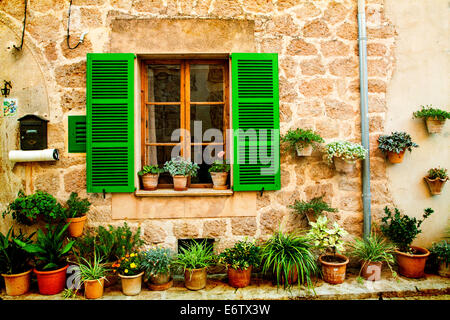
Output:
(68, 115), (86, 153)
(231, 53), (280, 192)
(86, 53), (135, 193)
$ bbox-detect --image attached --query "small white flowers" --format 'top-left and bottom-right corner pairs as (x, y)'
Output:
(324, 141), (367, 165)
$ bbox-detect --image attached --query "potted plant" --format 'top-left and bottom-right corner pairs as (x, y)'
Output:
(209, 161), (230, 190)
(413, 105), (449, 134)
(261, 230), (319, 289)
(429, 240), (450, 277)
(75, 251), (109, 299)
(175, 239), (216, 291)
(307, 215), (349, 285)
(377, 131), (418, 164)
(289, 196), (338, 224)
(0, 227), (35, 296)
(348, 232), (397, 281)
(218, 239), (261, 288)
(324, 141), (367, 173)
(141, 247), (174, 290)
(15, 223), (75, 295)
(73, 222), (144, 288)
(138, 165), (164, 191)
(163, 156), (200, 191)
(113, 252), (144, 296)
(424, 167), (448, 195)
(380, 206), (434, 278)
(281, 128), (324, 157)
(63, 192), (91, 238)
(2, 190), (65, 225)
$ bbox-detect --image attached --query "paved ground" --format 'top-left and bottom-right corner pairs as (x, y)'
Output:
(1, 268), (449, 300)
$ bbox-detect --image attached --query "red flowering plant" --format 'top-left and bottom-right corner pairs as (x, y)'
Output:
(112, 252), (143, 276)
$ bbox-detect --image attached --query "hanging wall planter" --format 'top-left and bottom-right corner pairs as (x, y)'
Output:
(333, 157), (356, 173)
(281, 128), (324, 158)
(324, 141), (367, 174)
(413, 105), (449, 134)
(377, 131), (418, 164)
(424, 167), (448, 195)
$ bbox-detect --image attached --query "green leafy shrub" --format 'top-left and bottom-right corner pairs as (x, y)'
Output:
(175, 239), (216, 271)
(289, 196), (338, 218)
(208, 160), (230, 173)
(64, 192), (91, 219)
(0, 227), (35, 274)
(163, 157), (200, 177)
(261, 230), (319, 289)
(380, 206), (433, 253)
(427, 167), (448, 180)
(430, 240), (450, 265)
(219, 239), (261, 270)
(137, 165), (164, 176)
(2, 190), (66, 225)
(413, 105), (450, 121)
(324, 141), (367, 165)
(141, 247), (174, 280)
(72, 222), (144, 263)
(15, 223), (75, 271)
(112, 252), (143, 276)
(307, 215), (348, 255)
(281, 128), (324, 154)
(377, 131), (419, 154)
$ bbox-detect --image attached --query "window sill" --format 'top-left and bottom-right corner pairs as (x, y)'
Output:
(135, 188), (234, 197)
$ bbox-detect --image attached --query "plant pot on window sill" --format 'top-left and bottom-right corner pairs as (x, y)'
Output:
(173, 175), (188, 191)
(425, 117), (446, 134)
(424, 176), (448, 195)
(141, 173), (160, 191)
(210, 172), (228, 190)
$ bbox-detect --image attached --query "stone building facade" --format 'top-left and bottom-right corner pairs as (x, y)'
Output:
(0, 0), (448, 253)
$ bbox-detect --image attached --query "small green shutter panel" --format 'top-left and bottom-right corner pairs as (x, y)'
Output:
(231, 53), (280, 191)
(68, 115), (86, 153)
(86, 53), (135, 193)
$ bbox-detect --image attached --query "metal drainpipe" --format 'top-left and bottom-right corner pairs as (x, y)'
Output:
(357, 0), (371, 239)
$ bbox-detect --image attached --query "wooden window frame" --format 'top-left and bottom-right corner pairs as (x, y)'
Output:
(140, 59), (230, 189)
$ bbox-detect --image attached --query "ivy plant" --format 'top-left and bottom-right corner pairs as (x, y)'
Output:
(413, 105), (450, 121)
(377, 131), (418, 154)
(281, 128), (324, 154)
(163, 157), (200, 177)
(380, 206), (433, 253)
(324, 141), (367, 165)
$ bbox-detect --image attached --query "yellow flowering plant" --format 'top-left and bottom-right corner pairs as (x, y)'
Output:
(112, 252), (143, 276)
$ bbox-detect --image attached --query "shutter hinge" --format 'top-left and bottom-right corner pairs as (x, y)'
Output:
(103, 188), (106, 199)
(260, 187), (264, 197)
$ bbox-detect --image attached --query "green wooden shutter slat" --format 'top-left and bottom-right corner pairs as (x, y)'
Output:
(68, 115), (86, 153)
(231, 53), (280, 192)
(86, 53), (135, 193)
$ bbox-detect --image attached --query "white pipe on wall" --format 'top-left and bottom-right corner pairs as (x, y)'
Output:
(9, 149), (59, 162)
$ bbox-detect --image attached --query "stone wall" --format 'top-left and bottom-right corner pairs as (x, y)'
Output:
(0, 0), (397, 252)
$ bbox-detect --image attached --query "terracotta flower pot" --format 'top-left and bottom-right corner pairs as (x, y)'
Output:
(424, 176), (448, 195)
(173, 175), (188, 191)
(1, 269), (32, 296)
(66, 215), (87, 238)
(184, 267), (207, 291)
(34, 265), (68, 295)
(146, 272), (173, 291)
(119, 271), (144, 296)
(319, 254), (349, 285)
(425, 118), (446, 134)
(227, 266), (252, 288)
(84, 278), (104, 299)
(360, 261), (382, 281)
(141, 173), (159, 190)
(387, 150), (405, 164)
(395, 246), (430, 278)
(149, 272), (171, 285)
(296, 144), (313, 157)
(438, 262), (450, 278)
(211, 172), (228, 190)
(334, 157), (356, 174)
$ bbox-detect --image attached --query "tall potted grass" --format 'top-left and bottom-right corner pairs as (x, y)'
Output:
(0, 227), (35, 296)
(76, 251), (109, 299)
(261, 230), (319, 289)
(348, 232), (397, 281)
(175, 240), (216, 291)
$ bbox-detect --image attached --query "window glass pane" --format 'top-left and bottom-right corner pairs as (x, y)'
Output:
(190, 64), (223, 102)
(190, 145), (226, 184)
(190, 104), (224, 143)
(148, 64), (180, 102)
(147, 105), (180, 143)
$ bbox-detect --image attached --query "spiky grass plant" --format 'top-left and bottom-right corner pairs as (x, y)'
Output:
(261, 230), (319, 290)
(175, 239), (216, 271)
(76, 250), (109, 285)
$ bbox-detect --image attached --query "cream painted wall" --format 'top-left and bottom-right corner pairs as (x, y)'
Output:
(385, 0), (450, 247)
